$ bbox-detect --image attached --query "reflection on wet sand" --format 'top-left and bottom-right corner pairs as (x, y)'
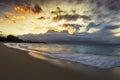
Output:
(28, 51), (120, 79)
(4, 43), (120, 80)
(28, 43), (74, 54)
(28, 52), (72, 68)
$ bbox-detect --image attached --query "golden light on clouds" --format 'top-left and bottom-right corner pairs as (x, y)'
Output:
(32, 23), (76, 34)
(1, 0), (119, 37)
(0, 1), (92, 35)
(4, 12), (13, 19)
(88, 28), (100, 33)
(111, 28), (120, 37)
(12, 16), (25, 20)
(14, 6), (29, 13)
(0, 18), (3, 23)
(32, 27), (49, 34)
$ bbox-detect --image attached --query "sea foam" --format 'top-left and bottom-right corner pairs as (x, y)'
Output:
(4, 43), (120, 69)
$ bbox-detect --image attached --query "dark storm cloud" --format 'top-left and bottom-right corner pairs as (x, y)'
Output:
(13, 0), (43, 14)
(52, 14), (79, 21)
(90, 0), (120, 16)
(3, 0), (120, 13)
(41, 0), (120, 22)
(64, 24), (82, 29)
(32, 4), (42, 13)
(1, 0), (120, 35)
(52, 14), (91, 21)
(90, 25), (120, 44)
(37, 16), (45, 20)
(2, 0), (120, 11)
(86, 22), (102, 31)
(80, 15), (91, 20)
(88, 25), (120, 42)
(105, 0), (120, 11)
(75, 0), (120, 11)
(101, 25), (120, 31)
(79, 0), (120, 31)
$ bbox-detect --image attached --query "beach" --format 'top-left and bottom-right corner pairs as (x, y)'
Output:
(0, 43), (120, 80)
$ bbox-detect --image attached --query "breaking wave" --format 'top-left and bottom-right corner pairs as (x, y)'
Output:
(4, 43), (120, 69)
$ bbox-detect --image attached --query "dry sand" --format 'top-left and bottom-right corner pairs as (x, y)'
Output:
(0, 43), (120, 80)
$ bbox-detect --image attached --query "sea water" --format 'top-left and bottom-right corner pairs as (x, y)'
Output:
(4, 43), (120, 69)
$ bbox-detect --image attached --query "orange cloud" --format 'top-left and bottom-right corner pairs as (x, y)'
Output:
(8, 19), (16, 23)
(12, 16), (26, 20)
(14, 6), (30, 13)
(14, 4), (42, 14)
(61, 24), (76, 34)
(49, 24), (76, 34)
(4, 12), (13, 19)
(5, 15), (26, 24)
(0, 18), (3, 23)
(32, 24), (76, 34)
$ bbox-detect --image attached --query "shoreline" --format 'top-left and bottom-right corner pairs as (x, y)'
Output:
(0, 43), (90, 80)
(1, 43), (120, 80)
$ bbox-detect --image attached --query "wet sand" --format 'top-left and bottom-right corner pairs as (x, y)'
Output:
(0, 43), (120, 80)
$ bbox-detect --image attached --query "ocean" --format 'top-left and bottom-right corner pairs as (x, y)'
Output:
(4, 43), (120, 69)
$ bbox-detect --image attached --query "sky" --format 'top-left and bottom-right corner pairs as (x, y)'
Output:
(0, 0), (120, 37)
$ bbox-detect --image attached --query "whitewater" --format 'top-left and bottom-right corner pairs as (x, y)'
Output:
(4, 43), (120, 69)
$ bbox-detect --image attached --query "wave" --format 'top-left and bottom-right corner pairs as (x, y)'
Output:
(45, 53), (120, 69)
(4, 43), (120, 69)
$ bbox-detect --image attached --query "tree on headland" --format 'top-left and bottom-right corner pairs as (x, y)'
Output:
(6, 35), (20, 42)
(0, 35), (46, 43)
(0, 35), (23, 42)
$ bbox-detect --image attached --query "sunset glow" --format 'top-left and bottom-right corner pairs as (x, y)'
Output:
(0, 0), (90, 35)
(0, 0), (120, 37)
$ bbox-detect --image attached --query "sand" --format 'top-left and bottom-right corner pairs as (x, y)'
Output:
(0, 43), (120, 80)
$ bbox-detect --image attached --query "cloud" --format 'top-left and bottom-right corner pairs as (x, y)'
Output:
(4, 12), (13, 19)
(86, 22), (103, 31)
(19, 30), (79, 43)
(101, 25), (120, 31)
(73, 0), (120, 11)
(105, 0), (120, 11)
(52, 14), (79, 21)
(64, 24), (81, 30)
(0, 2), (5, 6)
(14, 6), (30, 13)
(31, 24), (76, 34)
(0, 18), (3, 23)
(32, 4), (42, 14)
(14, 4), (42, 14)
(89, 24), (120, 43)
(37, 16), (45, 20)
(3, 11), (26, 23)
(52, 14), (91, 21)
(12, 16), (25, 20)
(40, 0), (120, 34)
(32, 27), (48, 34)
(19, 29), (120, 44)
(1, 0), (120, 39)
